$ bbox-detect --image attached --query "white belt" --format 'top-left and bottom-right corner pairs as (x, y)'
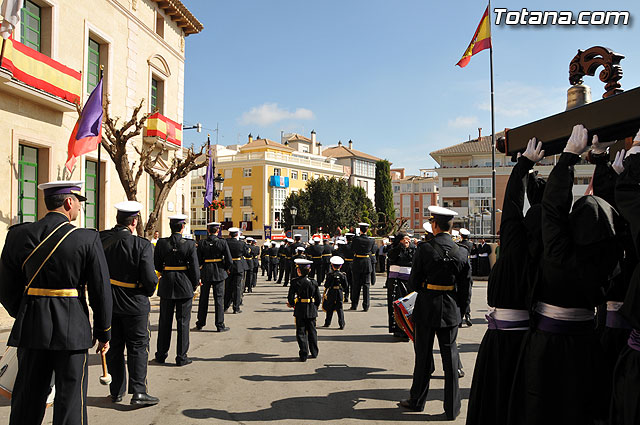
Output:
(479, 253), (488, 257)
(389, 265), (412, 274)
(607, 301), (624, 312)
(469, 255), (478, 258)
(489, 307), (530, 322)
(535, 302), (594, 321)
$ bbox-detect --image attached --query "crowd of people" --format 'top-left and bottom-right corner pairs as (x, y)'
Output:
(2, 124), (639, 424)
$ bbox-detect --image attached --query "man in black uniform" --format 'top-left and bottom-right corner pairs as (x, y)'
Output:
(322, 239), (333, 281)
(369, 239), (378, 286)
(399, 206), (471, 420)
(0, 180), (112, 425)
(288, 234), (304, 286)
(101, 201), (159, 405)
(267, 241), (279, 281)
(307, 236), (325, 283)
(154, 214), (200, 366)
(287, 258), (322, 361)
(350, 223), (375, 311)
(260, 241), (269, 276)
(224, 227), (249, 313)
(341, 234), (355, 303)
(457, 228), (474, 327)
(476, 238), (492, 277)
(196, 222), (232, 331)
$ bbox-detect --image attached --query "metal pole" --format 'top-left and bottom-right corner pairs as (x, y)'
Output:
(488, 0), (497, 242)
(96, 67), (104, 230)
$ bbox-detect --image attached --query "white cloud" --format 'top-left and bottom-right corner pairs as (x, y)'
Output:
(477, 81), (566, 122)
(448, 116), (479, 128)
(239, 103), (314, 126)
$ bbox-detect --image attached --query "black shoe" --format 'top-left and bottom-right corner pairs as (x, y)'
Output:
(283, 284), (288, 287)
(193, 325), (203, 331)
(299, 356), (307, 362)
(363, 308), (369, 312)
(234, 309), (242, 314)
(130, 393), (159, 406)
(339, 325), (345, 330)
(111, 394), (123, 403)
(309, 354), (317, 359)
(465, 315), (473, 327)
(398, 399), (422, 412)
(458, 368), (465, 378)
(176, 358), (193, 367)
(152, 357), (165, 364)
(322, 323), (330, 328)
(217, 326), (230, 332)
(349, 306), (357, 310)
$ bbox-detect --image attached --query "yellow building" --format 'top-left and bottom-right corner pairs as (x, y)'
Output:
(190, 134), (346, 239)
(0, 0), (202, 242)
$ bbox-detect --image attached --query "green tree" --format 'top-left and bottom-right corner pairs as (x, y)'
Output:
(282, 177), (375, 234)
(374, 159), (395, 236)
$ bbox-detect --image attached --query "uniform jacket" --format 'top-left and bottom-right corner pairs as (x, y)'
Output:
(288, 276), (321, 319)
(250, 245), (261, 269)
(154, 233), (200, 299)
(227, 238), (250, 275)
(100, 225), (158, 315)
(268, 246), (280, 264)
(387, 244), (415, 268)
(351, 235), (374, 273)
(306, 243), (325, 268)
(324, 270), (348, 308)
(197, 234), (232, 282)
(0, 212), (112, 350)
(408, 232), (471, 327)
(322, 243), (332, 265)
(336, 243), (354, 274)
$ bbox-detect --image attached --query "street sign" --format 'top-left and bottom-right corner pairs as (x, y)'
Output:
(290, 225), (310, 243)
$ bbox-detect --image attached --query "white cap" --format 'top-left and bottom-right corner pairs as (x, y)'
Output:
(294, 258), (313, 266)
(114, 201), (143, 215)
(207, 221), (221, 227)
(272, 241), (278, 246)
(383, 238), (389, 244)
(336, 239), (346, 245)
(345, 232), (355, 237)
(228, 227), (240, 233)
(169, 214), (188, 222)
(452, 229), (460, 236)
(358, 222), (370, 227)
(423, 222), (433, 233)
(296, 246), (306, 252)
(460, 228), (471, 236)
(263, 241), (270, 246)
(246, 237), (255, 242)
(293, 233), (302, 238)
(330, 256), (344, 265)
(239, 235), (246, 239)
(313, 236), (321, 242)
(329, 240), (334, 244)
(428, 205), (458, 217)
(287, 238), (294, 243)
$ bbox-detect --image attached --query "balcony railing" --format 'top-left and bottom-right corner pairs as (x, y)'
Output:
(144, 112), (183, 148)
(223, 197), (233, 207)
(216, 151), (344, 173)
(0, 37), (81, 111)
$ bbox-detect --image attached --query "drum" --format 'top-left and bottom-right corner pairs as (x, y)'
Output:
(393, 291), (417, 341)
(0, 347), (55, 406)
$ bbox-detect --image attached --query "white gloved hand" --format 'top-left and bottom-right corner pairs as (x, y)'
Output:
(590, 135), (617, 154)
(521, 137), (545, 163)
(612, 149), (625, 174)
(564, 124), (589, 155)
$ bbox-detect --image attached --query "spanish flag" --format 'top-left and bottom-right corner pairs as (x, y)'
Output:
(456, 7), (491, 68)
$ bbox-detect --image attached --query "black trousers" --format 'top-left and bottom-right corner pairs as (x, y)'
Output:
(324, 306), (345, 328)
(156, 297), (192, 363)
(224, 273), (243, 312)
(244, 270), (253, 292)
(310, 260), (325, 284)
(261, 259), (267, 275)
(106, 313), (150, 397)
(370, 267), (377, 286)
(277, 259), (286, 282)
(409, 322), (461, 419)
(344, 265), (352, 302)
(387, 278), (408, 334)
(197, 280), (224, 329)
(252, 268), (258, 287)
(295, 317), (318, 359)
(268, 262), (278, 281)
(11, 347), (87, 425)
(351, 270), (371, 310)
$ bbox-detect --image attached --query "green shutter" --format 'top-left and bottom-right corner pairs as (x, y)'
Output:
(20, 1), (41, 52)
(85, 160), (97, 228)
(149, 178), (156, 212)
(151, 78), (158, 112)
(87, 38), (100, 92)
(18, 145), (38, 223)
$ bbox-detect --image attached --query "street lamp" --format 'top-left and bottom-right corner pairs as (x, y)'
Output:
(290, 206), (298, 227)
(214, 173), (224, 198)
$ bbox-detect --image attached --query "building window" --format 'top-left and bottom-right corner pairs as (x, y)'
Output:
(87, 37), (101, 93)
(150, 76), (164, 114)
(224, 169), (232, 179)
(273, 168), (281, 177)
(20, 0), (41, 52)
(291, 171), (298, 180)
(271, 187), (286, 230)
(354, 160), (375, 178)
(414, 220), (420, 228)
(242, 212), (252, 222)
(469, 178), (492, 195)
(423, 207), (429, 216)
(301, 172), (308, 181)
(223, 196), (233, 207)
(243, 168), (252, 177)
(414, 207), (420, 214)
(241, 196), (252, 207)
(155, 10), (164, 38)
(85, 160), (97, 228)
(393, 184), (400, 193)
(18, 145), (38, 223)
(148, 177), (156, 212)
(190, 207), (206, 226)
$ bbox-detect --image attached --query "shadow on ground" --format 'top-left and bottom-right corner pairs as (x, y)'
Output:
(189, 352), (298, 363)
(241, 365), (412, 382)
(182, 387), (469, 422)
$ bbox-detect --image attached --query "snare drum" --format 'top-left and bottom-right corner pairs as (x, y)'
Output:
(0, 346), (55, 406)
(393, 291), (417, 341)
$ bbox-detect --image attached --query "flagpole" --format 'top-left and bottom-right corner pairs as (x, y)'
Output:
(97, 66), (103, 230)
(488, 0), (496, 242)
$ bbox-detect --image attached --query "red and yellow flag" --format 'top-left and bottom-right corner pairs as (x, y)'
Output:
(456, 7), (492, 68)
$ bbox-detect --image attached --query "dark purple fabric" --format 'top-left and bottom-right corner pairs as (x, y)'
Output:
(535, 313), (594, 335)
(203, 146), (214, 208)
(76, 79), (103, 140)
(606, 310), (632, 330)
(486, 314), (529, 330)
(628, 329), (640, 352)
(43, 186), (81, 197)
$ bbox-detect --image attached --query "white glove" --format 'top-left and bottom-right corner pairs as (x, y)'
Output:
(520, 137), (545, 163)
(590, 135), (617, 154)
(564, 124), (589, 155)
(626, 129), (640, 157)
(612, 149), (625, 174)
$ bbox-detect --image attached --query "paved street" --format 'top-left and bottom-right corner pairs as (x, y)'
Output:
(0, 273), (488, 424)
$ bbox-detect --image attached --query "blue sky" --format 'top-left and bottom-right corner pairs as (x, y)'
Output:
(182, 0), (639, 173)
